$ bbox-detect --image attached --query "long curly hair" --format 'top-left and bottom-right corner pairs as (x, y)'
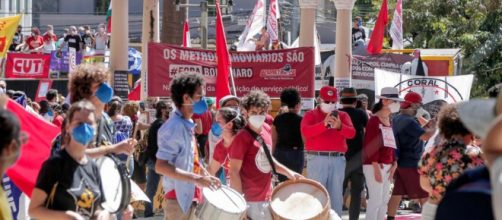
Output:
(68, 64), (109, 104)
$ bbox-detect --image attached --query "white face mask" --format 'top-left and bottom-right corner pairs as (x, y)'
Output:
(491, 157), (502, 220)
(249, 115), (266, 129)
(320, 103), (337, 114)
(388, 102), (400, 113)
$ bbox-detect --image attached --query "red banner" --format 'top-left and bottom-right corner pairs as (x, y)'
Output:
(148, 43), (315, 98)
(5, 53), (51, 78)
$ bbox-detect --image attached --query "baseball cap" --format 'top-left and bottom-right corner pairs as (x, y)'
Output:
(376, 87), (405, 102)
(320, 86), (338, 102)
(401, 92), (422, 109)
(458, 93), (502, 139)
(219, 95), (240, 107)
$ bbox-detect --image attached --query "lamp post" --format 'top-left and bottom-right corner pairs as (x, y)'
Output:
(109, 0), (129, 98)
(333, 0), (356, 89)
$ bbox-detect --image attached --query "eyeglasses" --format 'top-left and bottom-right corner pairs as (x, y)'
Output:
(324, 101), (336, 104)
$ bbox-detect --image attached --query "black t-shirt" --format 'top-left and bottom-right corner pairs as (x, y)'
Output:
(146, 118), (164, 162)
(339, 107), (368, 159)
(95, 112), (115, 148)
(352, 27), (366, 42)
(35, 149), (104, 218)
(64, 34), (82, 52)
(273, 112), (303, 150)
(82, 33), (94, 48)
(9, 32), (23, 51)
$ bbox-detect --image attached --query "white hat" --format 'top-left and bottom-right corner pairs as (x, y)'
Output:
(219, 95), (240, 107)
(376, 87), (405, 102)
(458, 93), (502, 138)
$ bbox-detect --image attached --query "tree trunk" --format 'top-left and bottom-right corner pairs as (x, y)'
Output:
(161, 0), (187, 44)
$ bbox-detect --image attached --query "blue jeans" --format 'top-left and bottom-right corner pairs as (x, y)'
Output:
(144, 159), (161, 217)
(306, 154), (346, 217)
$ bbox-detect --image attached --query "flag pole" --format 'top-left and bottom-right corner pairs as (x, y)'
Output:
(229, 67), (236, 96)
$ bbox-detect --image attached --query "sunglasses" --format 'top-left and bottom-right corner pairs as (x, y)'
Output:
(323, 101), (336, 104)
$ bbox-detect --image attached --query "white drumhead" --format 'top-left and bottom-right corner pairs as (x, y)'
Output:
(202, 186), (246, 213)
(97, 157), (124, 212)
(271, 182), (328, 219)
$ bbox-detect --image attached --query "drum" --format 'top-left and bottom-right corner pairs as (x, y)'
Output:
(270, 179), (330, 220)
(96, 155), (131, 214)
(197, 185), (247, 220)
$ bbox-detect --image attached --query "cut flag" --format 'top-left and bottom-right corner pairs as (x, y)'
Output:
(106, 1), (112, 33)
(390, 0), (403, 50)
(5, 99), (60, 197)
(183, 20), (191, 47)
(367, 0), (388, 55)
(237, 0), (266, 51)
(215, 0), (232, 108)
(0, 15), (21, 58)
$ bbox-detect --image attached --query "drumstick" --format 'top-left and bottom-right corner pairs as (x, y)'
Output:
(199, 166), (242, 210)
(126, 122), (140, 171)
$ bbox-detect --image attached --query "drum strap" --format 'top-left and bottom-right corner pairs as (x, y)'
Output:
(245, 127), (279, 184)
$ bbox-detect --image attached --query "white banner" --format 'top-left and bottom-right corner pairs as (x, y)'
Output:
(374, 68), (473, 104)
(237, 0), (265, 51)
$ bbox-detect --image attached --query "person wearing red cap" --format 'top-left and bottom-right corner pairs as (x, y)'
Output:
(386, 91), (436, 220)
(301, 86), (356, 217)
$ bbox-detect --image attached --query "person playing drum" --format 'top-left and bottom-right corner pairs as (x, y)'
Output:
(155, 73), (221, 220)
(207, 107), (246, 183)
(29, 101), (125, 220)
(67, 64), (135, 217)
(228, 90), (303, 220)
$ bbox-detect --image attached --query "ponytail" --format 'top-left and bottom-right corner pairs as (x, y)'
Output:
(372, 100), (383, 114)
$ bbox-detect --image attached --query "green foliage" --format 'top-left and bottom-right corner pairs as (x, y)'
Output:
(401, 0), (502, 97)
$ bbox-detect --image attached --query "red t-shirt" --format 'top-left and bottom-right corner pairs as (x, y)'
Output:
(26, 35), (44, 49)
(265, 114), (274, 126)
(52, 115), (64, 129)
(363, 116), (396, 165)
(213, 140), (230, 178)
(43, 33), (57, 42)
(193, 110), (213, 135)
(229, 124), (273, 202)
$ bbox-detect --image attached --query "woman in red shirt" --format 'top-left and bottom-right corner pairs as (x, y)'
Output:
(207, 107), (246, 183)
(363, 87), (403, 220)
(21, 27), (44, 52)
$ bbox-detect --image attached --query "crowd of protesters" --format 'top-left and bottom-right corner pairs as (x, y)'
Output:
(0, 65), (501, 220)
(9, 24), (109, 55)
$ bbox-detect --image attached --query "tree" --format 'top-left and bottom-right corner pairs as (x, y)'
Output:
(161, 0), (187, 44)
(402, 0), (502, 97)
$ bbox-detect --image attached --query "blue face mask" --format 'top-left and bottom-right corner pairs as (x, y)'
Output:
(192, 96), (208, 114)
(358, 20), (362, 27)
(95, 83), (114, 104)
(211, 123), (222, 137)
(72, 123), (95, 146)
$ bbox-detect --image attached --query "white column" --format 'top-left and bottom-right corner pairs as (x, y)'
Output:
(11, 0), (17, 15)
(140, 0), (160, 100)
(1, 0), (10, 16)
(298, 0), (317, 48)
(333, 0), (356, 89)
(109, 0), (129, 84)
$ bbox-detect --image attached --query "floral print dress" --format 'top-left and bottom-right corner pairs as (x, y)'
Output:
(418, 140), (484, 200)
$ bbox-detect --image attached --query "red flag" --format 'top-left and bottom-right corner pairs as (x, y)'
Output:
(128, 83), (141, 101)
(5, 99), (59, 197)
(367, 0), (388, 55)
(182, 20), (191, 47)
(215, 0), (232, 108)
